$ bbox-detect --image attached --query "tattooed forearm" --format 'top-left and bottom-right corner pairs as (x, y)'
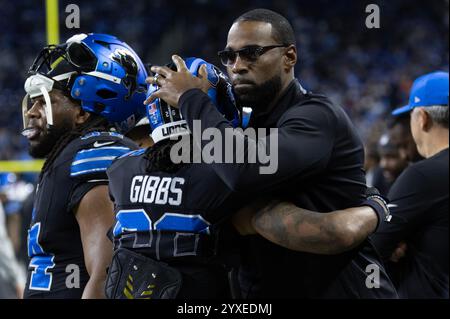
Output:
(252, 202), (378, 255)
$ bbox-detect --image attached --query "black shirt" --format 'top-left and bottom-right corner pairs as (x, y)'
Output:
(107, 149), (242, 259)
(371, 148), (449, 298)
(24, 132), (137, 299)
(179, 79), (397, 298)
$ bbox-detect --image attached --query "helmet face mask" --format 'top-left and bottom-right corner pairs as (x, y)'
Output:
(29, 41), (98, 77)
(22, 74), (57, 130)
(23, 33), (148, 134)
(23, 43), (82, 130)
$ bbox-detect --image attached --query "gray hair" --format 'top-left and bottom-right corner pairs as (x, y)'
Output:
(420, 105), (449, 129)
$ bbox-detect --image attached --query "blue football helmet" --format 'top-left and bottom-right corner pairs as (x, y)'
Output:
(146, 57), (242, 143)
(22, 33), (148, 133)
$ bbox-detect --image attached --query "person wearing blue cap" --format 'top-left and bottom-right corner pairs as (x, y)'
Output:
(371, 71), (449, 298)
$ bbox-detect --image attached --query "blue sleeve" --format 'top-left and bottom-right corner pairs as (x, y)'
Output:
(67, 144), (132, 212)
(70, 145), (132, 179)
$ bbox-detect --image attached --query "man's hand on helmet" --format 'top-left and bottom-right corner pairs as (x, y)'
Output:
(144, 55), (212, 108)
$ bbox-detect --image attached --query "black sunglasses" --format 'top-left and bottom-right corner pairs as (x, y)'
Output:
(218, 44), (290, 67)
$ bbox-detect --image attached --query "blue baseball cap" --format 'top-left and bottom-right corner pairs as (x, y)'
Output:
(392, 71), (449, 116)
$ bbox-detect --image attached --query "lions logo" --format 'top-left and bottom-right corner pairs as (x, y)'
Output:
(110, 49), (144, 100)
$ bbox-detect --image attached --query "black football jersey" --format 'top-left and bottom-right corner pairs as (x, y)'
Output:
(106, 150), (241, 262)
(24, 131), (138, 299)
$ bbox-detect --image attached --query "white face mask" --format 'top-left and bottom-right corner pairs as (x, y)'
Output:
(22, 72), (76, 129)
(22, 74), (55, 129)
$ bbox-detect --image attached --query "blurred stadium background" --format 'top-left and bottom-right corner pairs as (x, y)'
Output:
(0, 0), (448, 297)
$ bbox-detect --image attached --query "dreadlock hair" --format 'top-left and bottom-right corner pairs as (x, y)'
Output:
(144, 136), (192, 174)
(38, 113), (110, 182)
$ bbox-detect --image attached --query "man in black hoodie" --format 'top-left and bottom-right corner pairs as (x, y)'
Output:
(147, 8), (397, 298)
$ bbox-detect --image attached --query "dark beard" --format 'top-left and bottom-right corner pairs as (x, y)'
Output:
(29, 120), (73, 158)
(235, 74), (283, 115)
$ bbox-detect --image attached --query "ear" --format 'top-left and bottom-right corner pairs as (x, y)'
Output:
(418, 108), (432, 132)
(283, 45), (297, 72)
(74, 105), (91, 125)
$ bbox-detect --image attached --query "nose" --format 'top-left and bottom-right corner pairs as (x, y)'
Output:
(26, 100), (42, 121)
(230, 55), (248, 75)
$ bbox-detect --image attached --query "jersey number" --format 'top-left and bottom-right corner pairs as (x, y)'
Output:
(27, 223), (55, 291)
(113, 209), (210, 237)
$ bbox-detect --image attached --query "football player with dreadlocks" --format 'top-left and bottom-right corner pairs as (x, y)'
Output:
(22, 33), (147, 298)
(104, 57), (391, 299)
(105, 57), (244, 299)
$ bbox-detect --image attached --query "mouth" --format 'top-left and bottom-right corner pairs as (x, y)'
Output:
(233, 78), (255, 85)
(234, 83), (254, 89)
(22, 127), (42, 141)
(233, 80), (255, 92)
